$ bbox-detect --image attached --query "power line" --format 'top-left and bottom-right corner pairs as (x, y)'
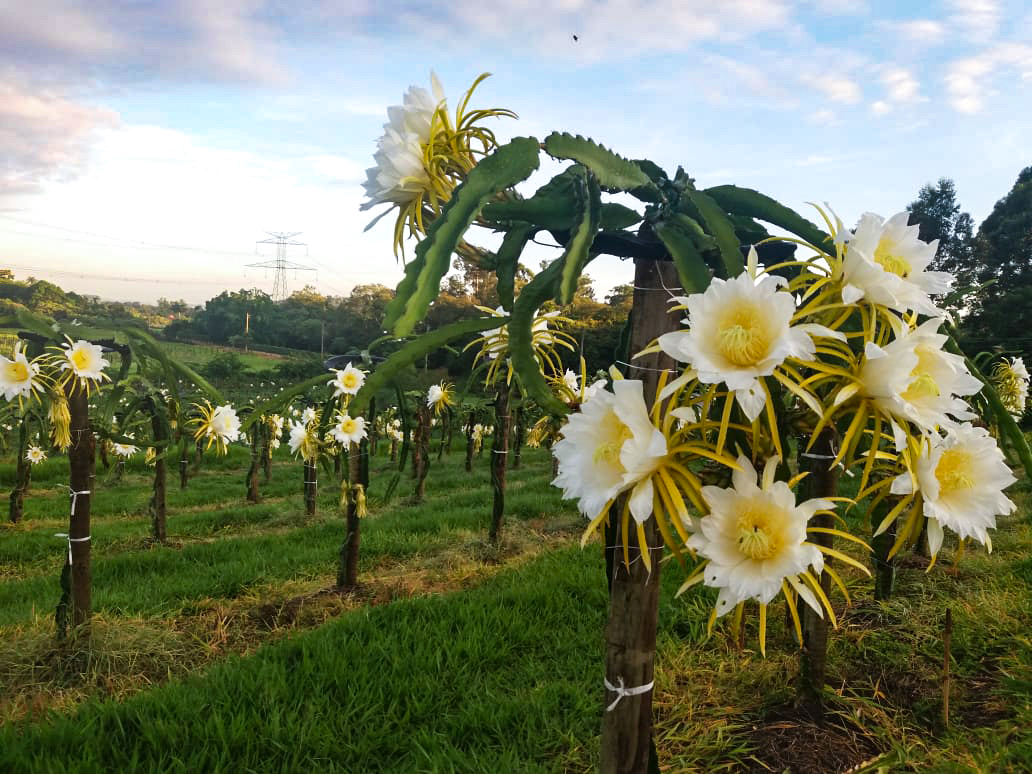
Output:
(248, 231), (315, 301)
(1, 262), (244, 286)
(0, 216), (386, 279)
(0, 217), (257, 258)
(0, 216), (397, 296)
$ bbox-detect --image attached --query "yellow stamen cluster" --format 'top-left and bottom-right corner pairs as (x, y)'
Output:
(393, 75), (516, 257)
(718, 318), (767, 366)
(873, 238), (911, 277)
(736, 506), (781, 561)
(49, 393), (72, 450)
(935, 449), (975, 494)
(902, 370), (940, 401)
(991, 358), (1029, 418)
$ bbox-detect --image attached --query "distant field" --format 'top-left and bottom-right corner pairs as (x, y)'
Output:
(157, 340), (286, 373)
(0, 330), (287, 374)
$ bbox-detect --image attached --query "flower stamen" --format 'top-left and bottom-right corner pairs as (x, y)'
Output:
(873, 237), (912, 277)
(735, 507), (781, 560)
(936, 449), (975, 493)
(719, 322), (767, 366)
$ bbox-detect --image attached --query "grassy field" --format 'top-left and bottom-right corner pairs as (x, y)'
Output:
(158, 340), (286, 374)
(1, 439), (1030, 772)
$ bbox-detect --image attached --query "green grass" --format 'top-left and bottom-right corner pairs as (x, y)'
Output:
(157, 340), (283, 374)
(1, 447), (575, 627)
(0, 547), (610, 773)
(1, 438), (1031, 772)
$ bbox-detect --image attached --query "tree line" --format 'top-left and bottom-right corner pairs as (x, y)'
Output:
(906, 166), (1032, 360)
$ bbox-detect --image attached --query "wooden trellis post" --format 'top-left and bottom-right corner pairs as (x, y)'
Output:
(600, 257), (680, 774)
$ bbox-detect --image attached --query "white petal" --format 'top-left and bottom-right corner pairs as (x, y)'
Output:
(790, 575), (823, 618)
(926, 518), (944, 557)
(890, 472), (914, 495)
(735, 381), (766, 421)
(833, 383), (861, 406)
(795, 323), (847, 342)
(842, 283), (865, 304)
(628, 478), (654, 525)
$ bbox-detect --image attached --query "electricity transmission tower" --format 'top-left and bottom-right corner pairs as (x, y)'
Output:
(247, 232), (315, 301)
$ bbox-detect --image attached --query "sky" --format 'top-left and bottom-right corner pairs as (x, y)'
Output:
(0, 0), (1030, 306)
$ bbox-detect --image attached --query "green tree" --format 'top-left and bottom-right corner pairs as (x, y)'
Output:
(329, 284), (394, 354)
(974, 166), (1032, 297)
(906, 178), (977, 292)
(605, 284), (634, 308)
(966, 166), (1032, 358)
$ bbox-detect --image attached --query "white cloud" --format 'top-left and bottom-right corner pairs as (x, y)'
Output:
(402, 0), (794, 60)
(885, 19), (947, 46)
(808, 108), (840, 125)
(0, 0), (286, 85)
(871, 100), (891, 115)
(948, 0), (1001, 42)
(0, 0), (122, 58)
(802, 73), (862, 104)
(10, 124), (403, 303)
(305, 155), (365, 183)
(637, 53), (789, 108)
(807, 0), (868, 14)
(881, 67), (922, 103)
(946, 42), (1032, 113)
(0, 78), (118, 201)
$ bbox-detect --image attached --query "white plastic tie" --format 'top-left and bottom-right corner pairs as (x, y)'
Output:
(800, 453), (836, 460)
(604, 676), (654, 712)
(64, 487), (91, 516)
(54, 533), (91, 565)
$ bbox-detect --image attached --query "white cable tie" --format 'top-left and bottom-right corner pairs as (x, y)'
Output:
(62, 487), (91, 516)
(800, 453), (836, 460)
(492, 449), (508, 454)
(604, 676), (654, 712)
(54, 533), (91, 565)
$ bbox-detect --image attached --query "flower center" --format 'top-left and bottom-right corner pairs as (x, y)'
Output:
(7, 361), (29, 382)
(873, 238), (911, 278)
(735, 506), (781, 561)
(71, 350), (90, 370)
(718, 310), (769, 367)
(936, 449), (975, 494)
(342, 373), (358, 388)
(341, 419), (357, 434)
(593, 420), (632, 467)
(902, 370), (940, 401)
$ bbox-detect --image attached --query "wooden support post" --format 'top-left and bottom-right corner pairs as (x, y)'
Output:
(599, 258), (679, 774)
(338, 441), (366, 589)
(795, 426), (840, 724)
(66, 382), (95, 636)
(489, 385), (511, 544)
(303, 460), (317, 515)
(246, 425), (261, 504)
(413, 405), (431, 502)
(9, 422), (30, 524)
(464, 410), (476, 472)
(150, 408), (168, 542)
